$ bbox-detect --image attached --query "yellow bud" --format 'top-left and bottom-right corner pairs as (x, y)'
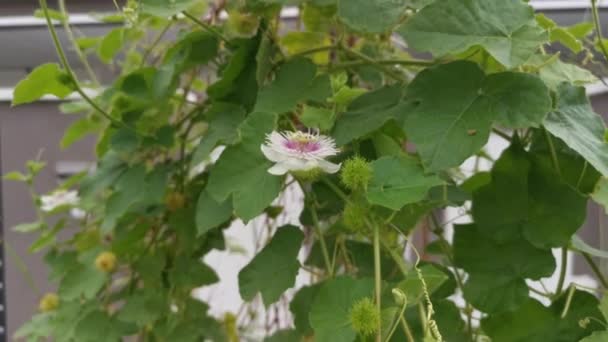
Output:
(95, 251), (117, 273)
(39, 293), (59, 312)
(165, 192), (186, 212)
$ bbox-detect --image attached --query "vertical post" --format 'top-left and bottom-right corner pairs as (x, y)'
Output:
(0, 123), (7, 341)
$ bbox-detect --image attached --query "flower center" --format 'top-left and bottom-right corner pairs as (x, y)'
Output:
(284, 133), (321, 153)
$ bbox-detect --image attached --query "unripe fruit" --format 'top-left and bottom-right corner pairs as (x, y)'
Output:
(342, 201), (368, 233)
(165, 192), (186, 212)
(39, 293), (59, 312)
(340, 156), (372, 191)
(349, 297), (379, 336)
(95, 251), (117, 273)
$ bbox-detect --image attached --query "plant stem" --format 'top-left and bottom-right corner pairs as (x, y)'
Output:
(380, 239), (409, 276)
(320, 177), (350, 202)
(330, 58), (434, 69)
(340, 45), (406, 82)
(182, 11), (231, 45)
(544, 128), (562, 177)
(373, 222), (382, 342)
(39, 0), (122, 127)
(400, 317), (415, 342)
(591, 0), (608, 64)
(287, 45), (337, 60)
(384, 300), (407, 342)
(57, 0), (100, 85)
(310, 202), (334, 278)
(4, 241), (41, 295)
(555, 247), (568, 296)
(582, 252), (608, 288)
(140, 20), (173, 67)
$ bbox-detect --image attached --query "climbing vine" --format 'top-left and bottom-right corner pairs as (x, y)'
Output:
(8, 0), (608, 341)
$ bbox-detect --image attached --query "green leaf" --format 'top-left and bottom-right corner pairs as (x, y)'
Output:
(332, 85), (407, 146)
(399, 0), (547, 68)
(140, 0), (199, 17)
(13, 221), (44, 233)
(581, 331), (608, 342)
(568, 22), (595, 38)
(290, 284), (322, 335)
(61, 117), (101, 149)
(544, 84), (608, 177)
(550, 28), (583, 53)
(535, 58), (597, 89)
(482, 291), (605, 342)
(338, 0), (408, 33)
(12, 63), (75, 105)
(600, 295), (608, 321)
(281, 32), (331, 64)
(195, 190), (233, 236)
(14, 313), (53, 340)
(59, 263), (107, 300)
(238, 226), (303, 306)
(367, 156), (443, 211)
(170, 255), (219, 289)
(208, 37), (260, 111)
(472, 145), (530, 242)
(300, 105), (335, 131)
(453, 224), (555, 280)
(101, 164), (147, 232)
(523, 156), (587, 248)
(405, 61), (551, 171)
(484, 72), (551, 128)
(98, 28), (125, 63)
(254, 58), (331, 113)
(74, 310), (135, 342)
(117, 290), (166, 326)
(265, 330), (302, 342)
(453, 222), (559, 315)
(593, 178), (608, 214)
(397, 264), (448, 305)
(207, 111), (282, 221)
(309, 277), (374, 342)
(191, 103), (246, 167)
(3, 171), (29, 182)
(463, 273), (529, 314)
(165, 30), (220, 73)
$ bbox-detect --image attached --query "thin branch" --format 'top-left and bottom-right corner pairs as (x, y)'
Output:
(592, 0), (608, 64)
(58, 0), (100, 85)
(340, 45), (407, 82)
(39, 0), (123, 127)
(555, 247), (568, 296)
(285, 45), (337, 60)
(582, 252), (608, 288)
(182, 11), (231, 45)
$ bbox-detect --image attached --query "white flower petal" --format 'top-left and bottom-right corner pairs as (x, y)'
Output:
(268, 162), (290, 175)
(318, 160), (341, 174)
(261, 144), (287, 163)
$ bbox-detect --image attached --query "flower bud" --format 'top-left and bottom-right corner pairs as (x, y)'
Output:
(39, 293), (59, 312)
(95, 251), (117, 273)
(165, 192), (186, 212)
(340, 156), (372, 191)
(349, 297), (379, 337)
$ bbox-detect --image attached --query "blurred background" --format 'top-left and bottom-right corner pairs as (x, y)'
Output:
(2, 0), (608, 340)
